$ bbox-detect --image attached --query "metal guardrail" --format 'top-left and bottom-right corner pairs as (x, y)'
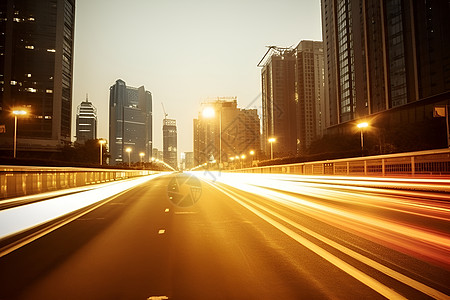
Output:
(0, 166), (158, 199)
(230, 149), (450, 176)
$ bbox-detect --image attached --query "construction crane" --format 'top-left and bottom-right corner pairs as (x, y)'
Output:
(161, 102), (168, 119)
(257, 45), (295, 67)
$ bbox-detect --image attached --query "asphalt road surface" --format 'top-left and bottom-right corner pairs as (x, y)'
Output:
(0, 172), (449, 300)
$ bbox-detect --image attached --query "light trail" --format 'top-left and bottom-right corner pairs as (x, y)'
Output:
(192, 172), (450, 268)
(0, 173), (165, 240)
(205, 180), (448, 300)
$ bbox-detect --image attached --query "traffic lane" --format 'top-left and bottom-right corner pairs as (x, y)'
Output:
(165, 180), (385, 300)
(210, 180), (450, 298)
(0, 175), (173, 299)
(213, 174), (450, 269)
(1, 173), (384, 300)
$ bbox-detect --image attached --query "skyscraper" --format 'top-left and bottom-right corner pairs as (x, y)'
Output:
(163, 118), (177, 169)
(260, 48), (297, 158)
(75, 96), (97, 144)
(193, 98), (260, 166)
(295, 41), (325, 155)
(0, 0), (75, 155)
(321, 0), (450, 128)
(109, 79), (152, 164)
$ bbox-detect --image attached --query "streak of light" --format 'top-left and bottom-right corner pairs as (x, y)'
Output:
(207, 181), (448, 300)
(205, 180), (408, 300)
(0, 174), (165, 240)
(192, 172), (450, 268)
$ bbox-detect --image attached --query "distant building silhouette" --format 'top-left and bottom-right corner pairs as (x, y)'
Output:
(75, 96), (97, 144)
(194, 98), (260, 166)
(109, 79), (152, 164)
(163, 118), (177, 169)
(0, 0), (75, 155)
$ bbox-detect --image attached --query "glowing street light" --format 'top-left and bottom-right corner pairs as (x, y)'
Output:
(125, 147), (132, 167)
(99, 139), (106, 165)
(357, 122), (369, 156)
(249, 150), (255, 167)
(139, 152), (145, 164)
(12, 109), (27, 158)
(268, 137), (276, 160)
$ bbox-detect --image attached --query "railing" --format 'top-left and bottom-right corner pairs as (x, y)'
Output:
(0, 166), (158, 199)
(231, 148), (450, 177)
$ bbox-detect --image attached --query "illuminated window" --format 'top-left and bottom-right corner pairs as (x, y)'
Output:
(44, 116), (52, 119)
(25, 87), (37, 93)
(46, 89), (53, 93)
(47, 49), (56, 53)
(26, 73), (31, 77)
(25, 45), (34, 49)
(11, 81), (17, 85)
(28, 17), (35, 21)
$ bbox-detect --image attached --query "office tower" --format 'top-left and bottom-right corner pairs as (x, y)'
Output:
(260, 48), (297, 158)
(321, 0), (450, 128)
(163, 118), (177, 169)
(184, 152), (194, 170)
(0, 0), (75, 155)
(193, 97), (261, 166)
(109, 79), (152, 164)
(295, 41), (325, 155)
(75, 96), (97, 144)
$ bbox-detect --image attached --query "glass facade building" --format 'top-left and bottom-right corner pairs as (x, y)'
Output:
(75, 97), (97, 144)
(109, 79), (152, 165)
(0, 0), (75, 153)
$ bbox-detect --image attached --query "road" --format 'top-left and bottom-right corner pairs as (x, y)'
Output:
(0, 172), (449, 299)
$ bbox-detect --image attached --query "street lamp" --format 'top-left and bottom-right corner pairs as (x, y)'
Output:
(139, 152), (145, 165)
(241, 154), (246, 168)
(357, 122), (369, 156)
(202, 106), (222, 168)
(12, 109), (27, 158)
(249, 150), (255, 167)
(99, 139), (106, 165)
(125, 147), (132, 167)
(268, 137), (276, 160)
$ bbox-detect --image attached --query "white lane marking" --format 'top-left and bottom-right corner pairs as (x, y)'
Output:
(210, 181), (449, 300)
(205, 181), (407, 300)
(158, 229), (166, 234)
(147, 296), (169, 300)
(174, 211), (197, 215)
(165, 208), (170, 213)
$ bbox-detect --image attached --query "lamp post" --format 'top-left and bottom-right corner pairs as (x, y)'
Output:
(125, 147), (132, 167)
(12, 109), (27, 158)
(268, 137), (276, 160)
(241, 154), (246, 168)
(139, 152), (145, 167)
(357, 122), (369, 156)
(249, 150), (255, 167)
(202, 106), (222, 168)
(99, 139), (106, 165)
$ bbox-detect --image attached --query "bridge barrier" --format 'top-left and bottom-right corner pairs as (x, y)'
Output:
(230, 148), (450, 177)
(0, 166), (158, 199)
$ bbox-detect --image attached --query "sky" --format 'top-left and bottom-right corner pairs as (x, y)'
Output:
(72, 0), (323, 156)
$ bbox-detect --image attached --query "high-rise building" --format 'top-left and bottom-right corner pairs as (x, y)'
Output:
(260, 48), (297, 158)
(321, 0), (450, 129)
(184, 151), (194, 170)
(295, 41), (325, 155)
(163, 118), (177, 169)
(193, 97), (260, 166)
(75, 96), (97, 144)
(0, 0), (75, 154)
(109, 79), (152, 164)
